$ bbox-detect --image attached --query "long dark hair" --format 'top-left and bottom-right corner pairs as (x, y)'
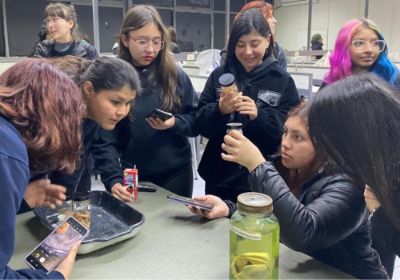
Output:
(0, 58), (85, 173)
(309, 73), (400, 228)
(118, 5), (180, 112)
(48, 56), (141, 94)
(226, 8), (273, 67)
(81, 57), (141, 94)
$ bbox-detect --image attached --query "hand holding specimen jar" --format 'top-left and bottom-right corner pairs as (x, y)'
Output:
(218, 73), (241, 115)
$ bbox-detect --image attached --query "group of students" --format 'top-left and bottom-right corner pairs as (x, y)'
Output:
(1, 1), (400, 279)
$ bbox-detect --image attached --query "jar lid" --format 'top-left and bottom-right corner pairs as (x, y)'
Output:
(237, 192), (273, 214)
(218, 73), (236, 87)
(226, 122), (242, 129)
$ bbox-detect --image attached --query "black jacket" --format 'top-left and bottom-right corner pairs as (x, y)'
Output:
(49, 119), (99, 194)
(197, 57), (299, 194)
(244, 161), (389, 279)
(92, 65), (198, 191)
(18, 119), (99, 213)
(370, 207), (400, 278)
(30, 39), (99, 60)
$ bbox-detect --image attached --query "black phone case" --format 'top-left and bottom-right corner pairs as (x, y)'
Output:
(146, 109), (173, 121)
(167, 194), (213, 211)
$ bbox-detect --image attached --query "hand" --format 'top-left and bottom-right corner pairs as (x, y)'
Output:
(219, 92), (241, 115)
(54, 242), (80, 279)
(146, 116), (175, 130)
(235, 95), (258, 120)
(24, 179), (66, 209)
(364, 185), (381, 213)
(111, 183), (134, 202)
(188, 195), (229, 219)
(221, 130), (266, 172)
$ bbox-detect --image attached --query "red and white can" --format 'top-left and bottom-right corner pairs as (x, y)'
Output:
(123, 168), (139, 200)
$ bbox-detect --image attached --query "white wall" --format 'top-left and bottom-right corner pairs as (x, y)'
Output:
(275, 0), (400, 56)
(369, 0), (400, 59)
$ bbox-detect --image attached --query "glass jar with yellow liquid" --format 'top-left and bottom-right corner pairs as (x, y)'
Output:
(230, 192), (279, 279)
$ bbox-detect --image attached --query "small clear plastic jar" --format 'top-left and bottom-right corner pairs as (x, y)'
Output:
(229, 192), (280, 279)
(218, 73), (239, 97)
(72, 191), (91, 229)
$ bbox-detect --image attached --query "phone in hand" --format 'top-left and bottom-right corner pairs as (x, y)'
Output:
(145, 108), (173, 121)
(167, 194), (213, 211)
(25, 216), (88, 274)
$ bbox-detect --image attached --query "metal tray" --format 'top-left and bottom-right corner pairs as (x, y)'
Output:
(33, 191), (145, 254)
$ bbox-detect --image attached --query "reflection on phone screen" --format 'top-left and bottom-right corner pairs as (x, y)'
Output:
(26, 217), (87, 273)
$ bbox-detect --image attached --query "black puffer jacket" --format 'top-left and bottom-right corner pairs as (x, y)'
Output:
(370, 207), (400, 278)
(30, 39), (99, 60)
(197, 57), (299, 195)
(245, 161), (389, 279)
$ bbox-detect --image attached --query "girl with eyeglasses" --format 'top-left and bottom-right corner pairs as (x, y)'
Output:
(31, 2), (98, 60)
(92, 5), (198, 201)
(322, 19), (400, 278)
(322, 18), (399, 89)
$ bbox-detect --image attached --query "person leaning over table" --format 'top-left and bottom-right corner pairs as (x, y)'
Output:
(191, 102), (388, 279)
(196, 8), (299, 202)
(92, 5), (198, 201)
(20, 56), (140, 212)
(0, 58), (85, 279)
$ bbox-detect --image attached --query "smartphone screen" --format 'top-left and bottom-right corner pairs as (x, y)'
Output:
(167, 194), (213, 211)
(25, 217), (88, 273)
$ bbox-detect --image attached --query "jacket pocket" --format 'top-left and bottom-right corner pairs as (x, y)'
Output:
(257, 90), (281, 107)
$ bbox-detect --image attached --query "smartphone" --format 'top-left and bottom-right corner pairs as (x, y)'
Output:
(167, 194), (213, 211)
(145, 108), (173, 121)
(25, 216), (88, 273)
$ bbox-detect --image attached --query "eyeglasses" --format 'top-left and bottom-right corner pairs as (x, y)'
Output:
(130, 37), (164, 50)
(46, 17), (64, 25)
(351, 39), (386, 53)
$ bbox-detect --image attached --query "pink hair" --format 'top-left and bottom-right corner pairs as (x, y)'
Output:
(324, 19), (363, 84)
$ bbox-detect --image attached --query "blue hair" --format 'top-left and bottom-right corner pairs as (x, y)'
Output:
(370, 27), (399, 85)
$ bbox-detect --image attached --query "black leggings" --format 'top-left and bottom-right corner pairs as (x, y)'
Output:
(145, 163), (193, 197)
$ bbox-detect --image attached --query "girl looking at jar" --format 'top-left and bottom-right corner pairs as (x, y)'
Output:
(191, 103), (388, 279)
(196, 8), (299, 202)
(0, 58), (84, 279)
(92, 5), (198, 201)
(31, 2), (98, 60)
(22, 56), (140, 211)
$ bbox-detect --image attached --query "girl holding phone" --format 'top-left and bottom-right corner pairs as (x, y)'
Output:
(92, 5), (198, 201)
(191, 103), (388, 279)
(0, 59), (84, 279)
